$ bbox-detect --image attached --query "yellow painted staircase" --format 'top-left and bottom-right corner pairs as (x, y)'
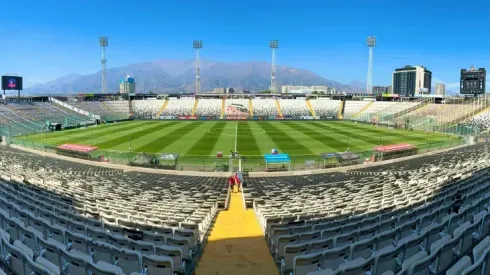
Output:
(306, 99), (316, 117)
(195, 192), (277, 275)
(275, 99), (283, 116)
(352, 101), (373, 119)
(220, 98), (226, 119)
(249, 99), (253, 117)
(155, 99), (169, 117)
(338, 100), (345, 119)
(191, 98), (199, 116)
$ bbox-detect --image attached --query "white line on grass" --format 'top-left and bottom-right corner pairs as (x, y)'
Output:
(234, 122), (238, 152)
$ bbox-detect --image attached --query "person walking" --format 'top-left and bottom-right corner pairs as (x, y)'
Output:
(228, 176), (235, 193)
(233, 173), (241, 192)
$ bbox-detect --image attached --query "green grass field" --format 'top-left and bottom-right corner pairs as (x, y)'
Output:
(16, 120), (459, 157)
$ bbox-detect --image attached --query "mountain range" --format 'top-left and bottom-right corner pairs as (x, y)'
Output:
(24, 59), (365, 95)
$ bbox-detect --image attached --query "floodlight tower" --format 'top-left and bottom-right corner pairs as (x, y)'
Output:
(99, 36), (108, 94)
(193, 40), (203, 95)
(269, 40), (279, 93)
(366, 36), (376, 94)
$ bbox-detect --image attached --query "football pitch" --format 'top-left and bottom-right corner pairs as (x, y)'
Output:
(17, 120), (459, 157)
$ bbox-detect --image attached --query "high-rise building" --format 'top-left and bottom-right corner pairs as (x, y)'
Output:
(392, 65), (432, 97)
(372, 86), (388, 96)
(435, 83), (446, 96)
(119, 75), (135, 94)
(460, 66), (486, 95)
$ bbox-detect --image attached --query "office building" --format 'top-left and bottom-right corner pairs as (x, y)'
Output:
(372, 86), (388, 96)
(213, 87), (226, 94)
(435, 83), (446, 96)
(281, 85), (339, 94)
(119, 75), (135, 94)
(392, 65), (432, 97)
(460, 66), (486, 94)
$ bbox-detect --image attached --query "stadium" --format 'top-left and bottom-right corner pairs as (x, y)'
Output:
(0, 93), (489, 275)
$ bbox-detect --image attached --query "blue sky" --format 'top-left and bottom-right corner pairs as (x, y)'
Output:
(0, 0), (489, 91)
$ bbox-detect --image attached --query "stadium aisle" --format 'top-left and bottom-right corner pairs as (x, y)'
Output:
(196, 192), (277, 275)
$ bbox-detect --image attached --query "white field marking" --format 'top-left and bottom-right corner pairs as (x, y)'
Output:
(206, 127), (265, 137)
(234, 122), (238, 152)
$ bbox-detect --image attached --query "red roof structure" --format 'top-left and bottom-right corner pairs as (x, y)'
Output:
(57, 144), (98, 153)
(373, 143), (416, 153)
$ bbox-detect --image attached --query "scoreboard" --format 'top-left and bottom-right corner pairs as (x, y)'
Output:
(1, 76), (23, 91)
(460, 68), (486, 95)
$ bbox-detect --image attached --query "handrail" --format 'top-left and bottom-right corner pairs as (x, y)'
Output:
(224, 185), (231, 210)
(241, 181), (246, 210)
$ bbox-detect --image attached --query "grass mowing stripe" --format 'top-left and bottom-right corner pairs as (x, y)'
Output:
(54, 122), (153, 145)
(258, 122), (314, 155)
(136, 122), (204, 153)
(237, 122), (261, 155)
(338, 122), (427, 141)
(96, 122), (179, 149)
(21, 121), (135, 141)
(284, 122), (362, 151)
(151, 121), (205, 153)
(186, 122), (227, 155)
(309, 121), (387, 146)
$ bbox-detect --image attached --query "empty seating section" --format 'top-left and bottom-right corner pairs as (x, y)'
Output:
(245, 143), (490, 275)
(374, 102), (419, 122)
(0, 146), (227, 274)
(343, 101), (371, 119)
(279, 100), (311, 117)
(133, 100), (166, 119)
(309, 99), (340, 118)
(397, 104), (479, 125)
(71, 101), (130, 121)
(253, 99), (279, 116)
(160, 99), (194, 117)
(194, 99), (221, 117)
(355, 102), (398, 121)
(464, 109), (490, 131)
(104, 102), (130, 116)
(0, 103), (90, 135)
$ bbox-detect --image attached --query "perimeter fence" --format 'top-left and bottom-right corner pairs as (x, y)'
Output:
(10, 137), (465, 173)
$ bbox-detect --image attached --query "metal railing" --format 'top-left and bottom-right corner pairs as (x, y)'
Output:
(10, 137), (465, 173)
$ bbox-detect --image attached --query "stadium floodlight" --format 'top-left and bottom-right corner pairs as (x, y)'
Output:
(269, 40), (279, 93)
(193, 40), (203, 95)
(366, 36), (376, 94)
(99, 36), (109, 94)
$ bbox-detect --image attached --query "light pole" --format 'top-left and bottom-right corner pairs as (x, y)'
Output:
(193, 40), (203, 95)
(366, 36), (376, 94)
(99, 36), (108, 94)
(269, 40), (279, 93)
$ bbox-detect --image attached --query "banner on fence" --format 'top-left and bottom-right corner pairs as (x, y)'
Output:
(226, 116), (248, 120)
(200, 116), (207, 120)
(178, 116), (188, 120)
(301, 116), (314, 120)
(268, 116), (277, 120)
(276, 116), (284, 120)
(188, 116), (197, 120)
(159, 116), (175, 120)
